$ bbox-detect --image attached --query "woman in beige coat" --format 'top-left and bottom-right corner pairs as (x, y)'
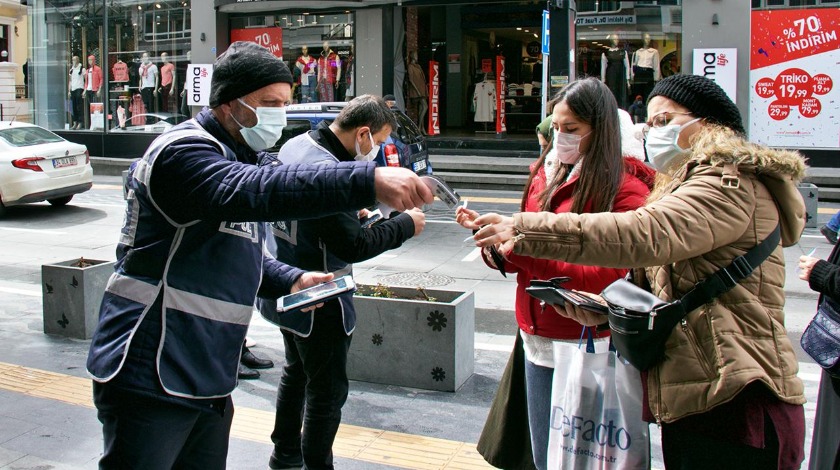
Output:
(467, 74), (807, 469)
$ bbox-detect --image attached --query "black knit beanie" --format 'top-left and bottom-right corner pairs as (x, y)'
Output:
(648, 74), (745, 135)
(209, 41), (294, 108)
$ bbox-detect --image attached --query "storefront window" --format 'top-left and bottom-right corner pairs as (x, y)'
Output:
(230, 11), (355, 104)
(576, 4), (681, 118)
(30, 0), (191, 134)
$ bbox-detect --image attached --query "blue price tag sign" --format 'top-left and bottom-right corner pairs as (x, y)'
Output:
(542, 10), (550, 55)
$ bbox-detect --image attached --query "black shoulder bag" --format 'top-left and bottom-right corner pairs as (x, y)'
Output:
(600, 225), (781, 371)
(801, 297), (840, 378)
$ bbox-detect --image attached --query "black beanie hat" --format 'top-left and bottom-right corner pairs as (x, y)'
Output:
(648, 74), (745, 135)
(209, 41), (294, 108)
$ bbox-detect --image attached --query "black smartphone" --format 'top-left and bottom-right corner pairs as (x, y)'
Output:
(488, 245), (507, 278)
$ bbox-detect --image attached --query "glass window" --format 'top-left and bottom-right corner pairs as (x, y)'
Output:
(230, 11), (355, 104)
(30, 0), (191, 134)
(575, 4), (681, 118)
(0, 126), (64, 146)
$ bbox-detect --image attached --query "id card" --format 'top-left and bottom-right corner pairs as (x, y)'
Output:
(421, 175), (461, 209)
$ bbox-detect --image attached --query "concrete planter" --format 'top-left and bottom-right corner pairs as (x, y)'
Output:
(348, 285), (475, 392)
(42, 258), (114, 340)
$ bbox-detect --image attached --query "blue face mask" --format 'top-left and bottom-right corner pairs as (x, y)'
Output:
(231, 98), (287, 151)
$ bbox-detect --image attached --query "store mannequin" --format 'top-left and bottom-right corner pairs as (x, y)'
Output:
(112, 56), (129, 83)
(317, 41), (341, 102)
(338, 44), (354, 101)
(68, 55), (85, 130)
(83, 54), (103, 129)
(158, 52), (176, 113)
(631, 33), (660, 111)
(406, 51), (428, 130)
(138, 52), (158, 123)
(180, 50), (191, 117)
(601, 34), (630, 108)
(296, 46), (317, 103)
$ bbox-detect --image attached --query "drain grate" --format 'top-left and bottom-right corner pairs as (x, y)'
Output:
(374, 272), (454, 288)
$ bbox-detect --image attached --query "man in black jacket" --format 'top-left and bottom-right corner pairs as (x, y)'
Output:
(87, 43), (433, 470)
(261, 95), (426, 470)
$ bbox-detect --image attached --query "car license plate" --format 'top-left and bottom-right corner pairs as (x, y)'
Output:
(53, 156), (77, 168)
(413, 160), (427, 172)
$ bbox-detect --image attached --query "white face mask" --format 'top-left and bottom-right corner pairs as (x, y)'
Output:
(644, 118), (701, 172)
(553, 131), (589, 165)
(354, 131), (379, 162)
(231, 98), (287, 151)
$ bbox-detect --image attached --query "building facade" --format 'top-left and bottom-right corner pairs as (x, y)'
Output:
(23, 0), (839, 165)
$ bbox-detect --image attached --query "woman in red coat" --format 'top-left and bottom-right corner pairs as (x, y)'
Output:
(457, 77), (654, 469)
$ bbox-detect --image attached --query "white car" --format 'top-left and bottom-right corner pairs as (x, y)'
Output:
(0, 121), (93, 216)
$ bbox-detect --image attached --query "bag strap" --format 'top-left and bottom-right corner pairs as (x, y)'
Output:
(678, 224), (781, 314)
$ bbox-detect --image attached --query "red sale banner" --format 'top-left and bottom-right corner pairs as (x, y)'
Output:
(427, 61), (440, 136)
(230, 27), (283, 58)
(496, 56), (506, 134)
(750, 8), (840, 148)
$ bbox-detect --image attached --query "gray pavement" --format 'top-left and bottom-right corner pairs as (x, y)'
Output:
(0, 174), (833, 469)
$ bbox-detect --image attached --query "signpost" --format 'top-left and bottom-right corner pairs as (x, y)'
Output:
(541, 10), (550, 118)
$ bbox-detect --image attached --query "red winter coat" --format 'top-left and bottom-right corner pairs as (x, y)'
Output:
(497, 157), (655, 339)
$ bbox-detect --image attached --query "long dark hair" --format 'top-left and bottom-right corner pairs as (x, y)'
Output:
(521, 78), (624, 214)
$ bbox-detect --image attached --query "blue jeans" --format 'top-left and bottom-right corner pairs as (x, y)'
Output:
(827, 210), (840, 232)
(271, 307), (352, 470)
(524, 358), (553, 470)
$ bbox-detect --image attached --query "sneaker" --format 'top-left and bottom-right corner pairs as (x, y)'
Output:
(237, 363), (260, 380)
(241, 346), (274, 369)
(821, 225), (838, 245)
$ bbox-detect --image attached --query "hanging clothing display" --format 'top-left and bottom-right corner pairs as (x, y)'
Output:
(317, 50), (341, 102)
(631, 47), (661, 107)
(112, 61), (129, 83)
(296, 54), (317, 103)
(473, 80), (496, 123)
(601, 49), (630, 109)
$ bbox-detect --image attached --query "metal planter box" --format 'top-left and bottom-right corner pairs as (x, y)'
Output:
(348, 286), (475, 392)
(42, 258), (114, 340)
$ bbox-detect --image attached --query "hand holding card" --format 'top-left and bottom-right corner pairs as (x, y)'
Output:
(421, 175), (460, 210)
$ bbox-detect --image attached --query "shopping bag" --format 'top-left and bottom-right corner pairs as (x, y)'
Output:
(546, 340), (649, 469)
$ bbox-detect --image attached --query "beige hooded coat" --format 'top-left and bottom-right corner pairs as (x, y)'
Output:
(508, 127), (807, 423)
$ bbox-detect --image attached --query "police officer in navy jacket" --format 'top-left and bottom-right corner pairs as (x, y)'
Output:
(85, 42), (433, 469)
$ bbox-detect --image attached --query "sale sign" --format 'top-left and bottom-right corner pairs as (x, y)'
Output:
(750, 8), (840, 148)
(496, 56), (506, 134)
(428, 61), (440, 136)
(230, 27), (283, 59)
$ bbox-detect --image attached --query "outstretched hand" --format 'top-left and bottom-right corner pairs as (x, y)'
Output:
(374, 167), (434, 212)
(470, 213), (517, 256)
(799, 255), (820, 281)
(291, 271), (335, 312)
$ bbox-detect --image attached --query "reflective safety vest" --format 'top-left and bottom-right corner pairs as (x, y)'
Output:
(86, 120), (264, 399)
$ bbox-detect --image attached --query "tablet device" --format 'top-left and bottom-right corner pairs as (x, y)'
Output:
(277, 276), (356, 313)
(421, 175), (461, 209)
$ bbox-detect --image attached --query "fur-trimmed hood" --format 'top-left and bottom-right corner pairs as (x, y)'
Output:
(651, 126), (809, 247)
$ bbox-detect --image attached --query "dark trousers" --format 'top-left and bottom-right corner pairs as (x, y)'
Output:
(141, 87), (155, 123)
(70, 89), (84, 125)
(159, 83), (172, 113)
(271, 307), (352, 470)
(94, 382), (233, 470)
(661, 416), (780, 469)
